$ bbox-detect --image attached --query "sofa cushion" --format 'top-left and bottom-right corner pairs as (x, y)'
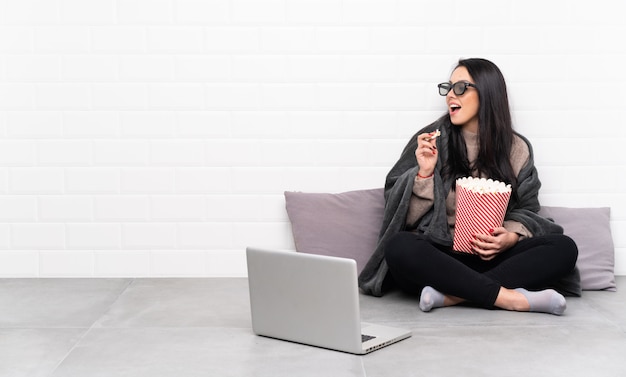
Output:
(539, 206), (616, 291)
(284, 188), (384, 275)
(285, 189), (616, 291)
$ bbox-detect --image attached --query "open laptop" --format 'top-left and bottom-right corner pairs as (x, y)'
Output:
(246, 247), (411, 354)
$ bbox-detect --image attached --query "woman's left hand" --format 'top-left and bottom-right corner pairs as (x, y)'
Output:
(472, 227), (519, 261)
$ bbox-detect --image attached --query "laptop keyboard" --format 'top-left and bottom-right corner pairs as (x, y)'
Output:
(361, 334), (376, 343)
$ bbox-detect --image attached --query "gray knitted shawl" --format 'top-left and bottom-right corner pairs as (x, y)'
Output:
(358, 116), (580, 297)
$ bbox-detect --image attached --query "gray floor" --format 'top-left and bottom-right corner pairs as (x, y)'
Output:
(1, 277), (625, 377)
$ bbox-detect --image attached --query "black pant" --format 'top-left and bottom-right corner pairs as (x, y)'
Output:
(384, 232), (578, 308)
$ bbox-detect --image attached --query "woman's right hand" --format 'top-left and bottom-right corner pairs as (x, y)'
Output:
(415, 131), (438, 177)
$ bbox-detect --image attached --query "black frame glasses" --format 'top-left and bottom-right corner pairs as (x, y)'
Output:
(437, 81), (477, 96)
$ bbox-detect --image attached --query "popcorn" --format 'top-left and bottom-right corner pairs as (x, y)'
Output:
(453, 177), (512, 254)
(425, 129), (441, 141)
(456, 177), (511, 194)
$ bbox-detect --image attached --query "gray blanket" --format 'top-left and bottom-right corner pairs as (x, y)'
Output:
(358, 117), (580, 297)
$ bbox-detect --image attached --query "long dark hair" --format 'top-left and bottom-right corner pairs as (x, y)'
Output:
(443, 58), (517, 190)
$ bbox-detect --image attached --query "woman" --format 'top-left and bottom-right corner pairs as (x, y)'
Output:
(358, 58), (579, 315)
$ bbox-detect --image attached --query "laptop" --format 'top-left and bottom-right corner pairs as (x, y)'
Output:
(246, 247), (411, 354)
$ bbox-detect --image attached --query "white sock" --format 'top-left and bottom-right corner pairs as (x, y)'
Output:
(419, 286), (445, 312)
(514, 288), (566, 316)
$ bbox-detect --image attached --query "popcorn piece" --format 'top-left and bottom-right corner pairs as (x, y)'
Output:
(425, 129), (441, 141)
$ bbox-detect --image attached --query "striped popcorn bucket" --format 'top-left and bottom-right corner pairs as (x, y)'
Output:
(453, 178), (512, 254)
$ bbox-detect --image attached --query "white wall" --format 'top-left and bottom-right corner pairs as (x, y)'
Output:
(0, 0), (624, 277)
